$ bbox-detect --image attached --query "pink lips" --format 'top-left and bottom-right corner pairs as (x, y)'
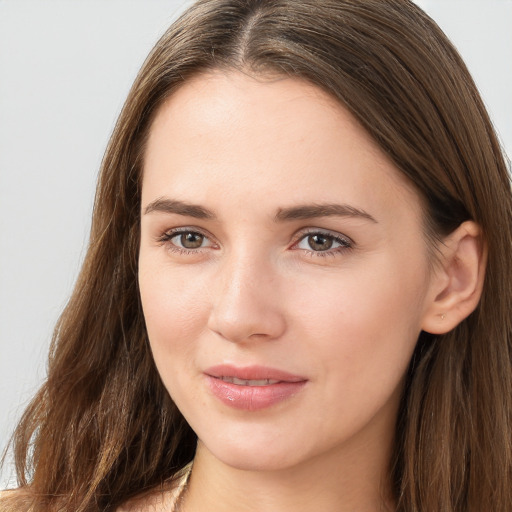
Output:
(204, 364), (307, 411)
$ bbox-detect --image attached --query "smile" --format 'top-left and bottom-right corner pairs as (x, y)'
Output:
(205, 365), (308, 411)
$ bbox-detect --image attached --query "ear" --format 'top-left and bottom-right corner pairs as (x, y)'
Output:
(421, 221), (487, 334)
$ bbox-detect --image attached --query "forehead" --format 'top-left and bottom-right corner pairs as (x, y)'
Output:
(141, 70), (421, 222)
(145, 70), (382, 167)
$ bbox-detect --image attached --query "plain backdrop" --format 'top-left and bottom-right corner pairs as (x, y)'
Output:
(1, 0), (511, 488)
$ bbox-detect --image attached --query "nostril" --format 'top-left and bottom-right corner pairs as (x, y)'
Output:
(207, 303), (286, 344)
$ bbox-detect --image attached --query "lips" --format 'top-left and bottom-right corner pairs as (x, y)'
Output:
(219, 377), (280, 386)
(204, 364), (307, 411)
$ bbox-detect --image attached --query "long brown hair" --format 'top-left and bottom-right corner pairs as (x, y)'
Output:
(3, 1), (511, 510)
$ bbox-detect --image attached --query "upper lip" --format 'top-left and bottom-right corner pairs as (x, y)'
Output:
(205, 364), (307, 383)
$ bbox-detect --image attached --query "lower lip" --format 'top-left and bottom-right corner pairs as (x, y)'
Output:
(206, 376), (307, 411)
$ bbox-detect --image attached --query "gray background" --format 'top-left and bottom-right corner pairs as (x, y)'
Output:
(1, 0), (511, 488)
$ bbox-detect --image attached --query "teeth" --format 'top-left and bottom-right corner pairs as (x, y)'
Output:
(221, 377), (280, 386)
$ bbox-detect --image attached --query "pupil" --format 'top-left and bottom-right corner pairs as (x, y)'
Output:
(181, 232), (203, 249)
(309, 234), (332, 251)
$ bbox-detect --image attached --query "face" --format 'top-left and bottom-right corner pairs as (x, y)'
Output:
(139, 71), (437, 473)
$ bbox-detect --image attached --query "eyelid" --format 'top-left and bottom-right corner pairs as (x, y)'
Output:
(291, 227), (354, 253)
(294, 227), (353, 242)
(154, 226), (353, 256)
(156, 226), (218, 249)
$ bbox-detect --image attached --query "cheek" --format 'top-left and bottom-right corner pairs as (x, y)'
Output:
(286, 257), (427, 384)
(139, 269), (212, 415)
(290, 255), (426, 329)
(138, 261), (211, 370)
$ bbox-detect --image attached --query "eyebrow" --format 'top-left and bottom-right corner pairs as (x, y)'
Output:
(143, 197), (377, 223)
(144, 198), (216, 219)
(275, 203), (377, 223)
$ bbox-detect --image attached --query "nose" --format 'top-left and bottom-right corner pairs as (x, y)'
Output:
(207, 252), (287, 343)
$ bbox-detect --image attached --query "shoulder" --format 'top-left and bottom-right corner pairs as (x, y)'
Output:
(115, 485), (181, 512)
(116, 463), (192, 512)
(115, 488), (176, 512)
(0, 488), (32, 512)
(0, 464), (193, 512)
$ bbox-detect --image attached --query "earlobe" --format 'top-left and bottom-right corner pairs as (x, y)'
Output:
(421, 221), (487, 335)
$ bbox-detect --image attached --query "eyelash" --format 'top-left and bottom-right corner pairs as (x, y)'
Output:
(156, 228), (215, 255)
(156, 227), (354, 257)
(294, 229), (353, 258)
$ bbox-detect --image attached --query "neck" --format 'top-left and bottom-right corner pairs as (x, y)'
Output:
(181, 435), (395, 512)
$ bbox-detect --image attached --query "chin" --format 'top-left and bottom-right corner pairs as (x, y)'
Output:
(209, 445), (298, 472)
(196, 427), (313, 473)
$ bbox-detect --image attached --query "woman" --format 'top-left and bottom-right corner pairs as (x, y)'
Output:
(1, 0), (511, 511)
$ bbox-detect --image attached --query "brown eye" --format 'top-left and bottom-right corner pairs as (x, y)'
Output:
(295, 231), (352, 254)
(178, 232), (205, 249)
(158, 228), (215, 253)
(307, 234), (333, 251)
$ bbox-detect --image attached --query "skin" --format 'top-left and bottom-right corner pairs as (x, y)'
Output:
(137, 70), (448, 512)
